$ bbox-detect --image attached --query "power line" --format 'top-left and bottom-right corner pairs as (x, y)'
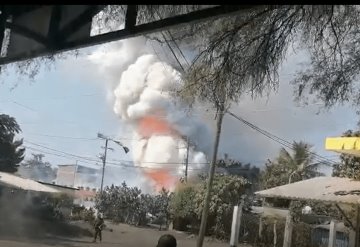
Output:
(23, 145), (262, 172)
(24, 140), (100, 163)
(23, 140), (209, 169)
(153, 8), (190, 69)
(26, 133), (99, 141)
(227, 111), (338, 166)
(0, 93), (105, 103)
(25, 139), (208, 166)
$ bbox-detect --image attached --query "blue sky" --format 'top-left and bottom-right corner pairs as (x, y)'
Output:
(0, 40), (359, 185)
(0, 52), (131, 170)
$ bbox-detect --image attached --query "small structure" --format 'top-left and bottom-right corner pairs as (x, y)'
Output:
(256, 177), (360, 247)
(55, 164), (78, 187)
(256, 177), (360, 205)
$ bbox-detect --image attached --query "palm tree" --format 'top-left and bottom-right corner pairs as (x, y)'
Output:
(261, 141), (324, 189)
(276, 141), (323, 184)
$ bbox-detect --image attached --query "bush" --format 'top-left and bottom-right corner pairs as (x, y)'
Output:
(247, 215), (317, 247)
(70, 205), (95, 224)
(292, 222), (314, 247)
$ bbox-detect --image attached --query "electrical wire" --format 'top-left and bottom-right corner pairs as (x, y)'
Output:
(227, 111), (338, 166)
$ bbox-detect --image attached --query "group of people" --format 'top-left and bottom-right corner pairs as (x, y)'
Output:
(92, 214), (177, 247)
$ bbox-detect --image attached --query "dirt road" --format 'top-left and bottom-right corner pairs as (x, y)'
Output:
(0, 222), (252, 247)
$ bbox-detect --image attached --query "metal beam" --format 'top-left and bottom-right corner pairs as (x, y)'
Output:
(125, 5), (137, 30)
(5, 22), (49, 48)
(47, 5), (62, 44)
(0, 6), (8, 52)
(58, 5), (104, 39)
(0, 5), (258, 65)
(7, 5), (43, 19)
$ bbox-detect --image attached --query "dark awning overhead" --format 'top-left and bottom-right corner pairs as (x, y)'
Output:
(0, 5), (259, 65)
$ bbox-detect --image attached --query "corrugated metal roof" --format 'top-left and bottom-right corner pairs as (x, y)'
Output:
(256, 177), (360, 205)
(0, 172), (59, 193)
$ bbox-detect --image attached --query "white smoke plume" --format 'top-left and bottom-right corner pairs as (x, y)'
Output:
(88, 38), (212, 191)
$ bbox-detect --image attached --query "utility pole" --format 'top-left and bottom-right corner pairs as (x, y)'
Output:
(100, 139), (108, 195)
(97, 133), (129, 194)
(184, 136), (190, 183)
(73, 160), (78, 188)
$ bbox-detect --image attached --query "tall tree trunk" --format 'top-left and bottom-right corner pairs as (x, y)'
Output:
(197, 109), (224, 247)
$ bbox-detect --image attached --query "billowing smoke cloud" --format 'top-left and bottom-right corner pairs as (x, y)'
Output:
(88, 38), (148, 102)
(89, 38), (212, 191)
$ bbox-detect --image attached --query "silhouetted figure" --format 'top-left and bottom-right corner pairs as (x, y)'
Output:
(157, 234), (177, 247)
(93, 214), (105, 242)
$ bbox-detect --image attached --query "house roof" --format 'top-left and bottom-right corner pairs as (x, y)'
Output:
(255, 177), (360, 205)
(0, 172), (59, 193)
(37, 181), (79, 191)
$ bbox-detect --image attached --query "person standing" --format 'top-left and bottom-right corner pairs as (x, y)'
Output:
(93, 214), (105, 243)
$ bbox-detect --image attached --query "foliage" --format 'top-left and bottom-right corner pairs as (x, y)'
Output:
(289, 200), (342, 223)
(94, 174), (250, 239)
(3, 6), (360, 111)
(252, 216), (315, 247)
(95, 182), (171, 227)
(261, 141), (323, 190)
(18, 153), (57, 182)
(291, 222), (314, 247)
(194, 174), (249, 239)
(332, 129), (360, 180)
(217, 158), (260, 191)
(326, 129), (360, 228)
(71, 205), (96, 224)
(176, 5), (360, 109)
(154, 187), (172, 227)
(170, 184), (197, 219)
(21, 193), (74, 222)
(0, 114), (25, 173)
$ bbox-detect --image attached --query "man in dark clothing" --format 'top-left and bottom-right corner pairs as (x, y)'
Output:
(157, 234), (177, 247)
(93, 214), (105, 243)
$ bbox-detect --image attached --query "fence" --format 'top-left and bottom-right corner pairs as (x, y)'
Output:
(311, 227), (349, 247)
(238, 213), (350, 247)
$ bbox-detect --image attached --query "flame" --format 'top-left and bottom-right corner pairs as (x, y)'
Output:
(138, 115), (174, 138)
(137, 114), (181, 191)
(144, 169), (176, 191)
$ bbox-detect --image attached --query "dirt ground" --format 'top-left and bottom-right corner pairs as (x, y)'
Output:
(0, 221), (252, 247)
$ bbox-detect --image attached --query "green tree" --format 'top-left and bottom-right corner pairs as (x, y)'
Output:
(94, 182), (170, 227)
(261, 141), (323, 189)
(328, 129), (360, 229)
(154, 187), (172, 230)
(194, 174), (249, 239)
(217, 158), (260, 191)
(18, 153), (57, 182)
(0, 114), (25, 173)
(332, 129), (360, 180)
(170, 174), (250, 238)
(170, 184), (197, 220)
(6, 5), (360, 112)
